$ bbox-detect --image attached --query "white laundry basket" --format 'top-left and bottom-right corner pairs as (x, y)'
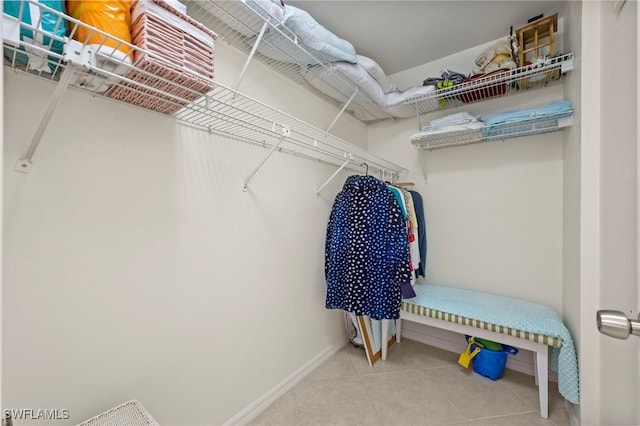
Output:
(76, 400), (159, 426)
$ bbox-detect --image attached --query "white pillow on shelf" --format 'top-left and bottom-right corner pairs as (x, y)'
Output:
(357, 55), (397, 94)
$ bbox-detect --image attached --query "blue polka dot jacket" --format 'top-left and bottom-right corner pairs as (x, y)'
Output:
(325, 175), (411, 320)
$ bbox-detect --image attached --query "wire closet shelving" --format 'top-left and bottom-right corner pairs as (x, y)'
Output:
(184, 0), (397, 124)
(410, 111), (574, 150)
(188, 1), (576, 124)
(2, 0), (407, 192)
(403, 53), (574, 115)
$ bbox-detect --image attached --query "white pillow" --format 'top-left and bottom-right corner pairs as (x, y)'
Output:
(279, 5), (357, 63)
(300, 65), (387, 121)
(302, 62), (436, 120)
(357, 55), (397, 94)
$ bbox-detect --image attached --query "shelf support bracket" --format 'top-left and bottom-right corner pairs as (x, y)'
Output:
(326, 87), (358, 133)
(14, 62), (78, 173)
(14, 38), (92, 173)
(243, 124), (291, 191)
(316, 155), (351, 196)
(234, 21), (268, 92)
(417, 149), (428, 184)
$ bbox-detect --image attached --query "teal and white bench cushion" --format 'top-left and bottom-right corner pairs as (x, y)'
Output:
(400, 284), (579, 406)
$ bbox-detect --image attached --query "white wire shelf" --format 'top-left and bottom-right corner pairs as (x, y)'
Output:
(2, 0), (407, 183)
(411, 111), (574, 150)
(404, 53), (574, 115)
(184, 0), (395, 123)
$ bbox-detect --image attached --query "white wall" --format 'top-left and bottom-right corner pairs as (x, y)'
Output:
(594, 1), (639, 424)
(369, 88), (564, 312)
(560, 0), (582, 421)
(2, 41), (367, 425)
(561, 0), (581, 352)
(369, 46), (566, 372)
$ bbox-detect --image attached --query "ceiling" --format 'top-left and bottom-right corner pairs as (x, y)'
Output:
(286, 1), (567, 75)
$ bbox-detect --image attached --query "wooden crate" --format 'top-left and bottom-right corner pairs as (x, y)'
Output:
(516, 13), (558, 66)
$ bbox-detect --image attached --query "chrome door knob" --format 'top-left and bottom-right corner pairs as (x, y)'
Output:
(596, 310), (640, 339)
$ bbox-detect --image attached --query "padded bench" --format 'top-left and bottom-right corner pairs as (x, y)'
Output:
(381, 284), (579, 418)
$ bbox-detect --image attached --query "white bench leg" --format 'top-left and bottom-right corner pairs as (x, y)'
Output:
(381, 319), (389, 360)
(533, 351), (538, 385)
(536, 345), (549, 418)
(396, 318), (402, 343)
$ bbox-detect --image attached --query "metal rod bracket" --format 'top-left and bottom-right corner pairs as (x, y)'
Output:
(316, 154), (352, 196)
(63, 38), (95, 68)
(14, 60), (78, 173)
(234, 21), (268, 92)
(242, 124), (290, 191)
(326, 88), (358, 133)
(14, 159), (33, 174)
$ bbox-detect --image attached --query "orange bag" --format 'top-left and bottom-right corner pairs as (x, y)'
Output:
(67, 1), (132, 56)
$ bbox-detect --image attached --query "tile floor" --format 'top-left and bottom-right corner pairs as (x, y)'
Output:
(248, 339), (571, 426)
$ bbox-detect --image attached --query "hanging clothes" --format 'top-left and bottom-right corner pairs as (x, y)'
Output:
(409, 190), (427, 277)
(325, 175), (411, 320)
(400, 188), (421, 279)
(387, 184), (420, 287)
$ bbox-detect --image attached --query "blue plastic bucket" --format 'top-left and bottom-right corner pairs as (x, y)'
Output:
(470, 341), (519, 381)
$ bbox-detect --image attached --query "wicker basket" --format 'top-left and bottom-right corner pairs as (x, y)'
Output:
(77, 400), (159, 426)
(107, 0), (217, 115)
(459, 69), (510, 104)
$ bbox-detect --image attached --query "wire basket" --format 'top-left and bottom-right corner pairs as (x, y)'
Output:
(76, 400), (159, 426)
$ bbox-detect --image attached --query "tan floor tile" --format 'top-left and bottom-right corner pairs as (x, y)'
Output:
(303, 344), (362, 382)
(501, 369), (567, 412)
(353, 338), (460, 376)
(440, 411), (559, 425)
(247, 389), (295, 426)
(294, 376), (382, 426)
(547, 406), (572, 426)
(360, 369), (465, 425)
(424, 366), (535, 419)
(247, 339), (572, 426)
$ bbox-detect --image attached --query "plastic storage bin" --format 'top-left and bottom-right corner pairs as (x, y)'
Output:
(3, 0), (68, 73)
(470, 338), (519, 381)
(107, 0), (217, 115)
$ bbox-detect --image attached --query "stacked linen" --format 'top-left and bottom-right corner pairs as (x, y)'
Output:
(482, 100), (574, 140)
(411, 112), (484, 148)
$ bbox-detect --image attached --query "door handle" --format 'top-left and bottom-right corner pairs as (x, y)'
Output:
(596, 310), (640, 339)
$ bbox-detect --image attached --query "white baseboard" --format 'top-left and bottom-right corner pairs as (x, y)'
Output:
(224, 337), (348, 426)
(401, 328), (558, 382)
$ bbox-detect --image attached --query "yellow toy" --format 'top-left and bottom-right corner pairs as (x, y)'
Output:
(458, 337), (483, 368)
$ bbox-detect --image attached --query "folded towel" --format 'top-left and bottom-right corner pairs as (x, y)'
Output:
(428, 111), (481, 129)
(483, 100), (573, 126)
